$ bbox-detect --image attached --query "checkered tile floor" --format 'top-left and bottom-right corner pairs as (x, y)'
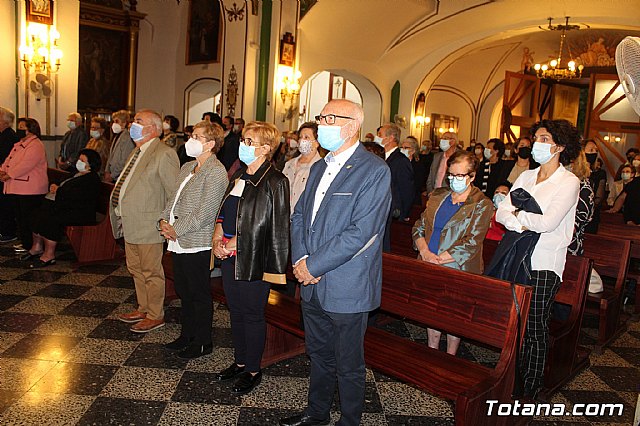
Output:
(0, 242), (638, 425)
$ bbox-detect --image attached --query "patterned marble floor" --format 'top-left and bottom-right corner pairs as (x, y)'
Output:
(0, 241), (638, 426)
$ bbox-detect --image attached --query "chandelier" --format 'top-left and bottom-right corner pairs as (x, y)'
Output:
(534, 17), (584, 80)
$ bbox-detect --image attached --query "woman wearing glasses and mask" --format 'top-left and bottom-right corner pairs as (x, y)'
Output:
(213, 121), (290, 395)
(282, 122), (322, 211)
(496, 119), (581, 399)
(159, 120), (228, 359)
(412, 150), (493, 355)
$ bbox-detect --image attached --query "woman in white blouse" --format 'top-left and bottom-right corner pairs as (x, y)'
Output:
(496, 119), (581, 399)
(158, 121), (229, 359)
(282, 122), (322, 211)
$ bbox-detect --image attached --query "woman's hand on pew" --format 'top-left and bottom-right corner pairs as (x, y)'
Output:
(437, 251), (455, 264)
(418, 249), (441, 264)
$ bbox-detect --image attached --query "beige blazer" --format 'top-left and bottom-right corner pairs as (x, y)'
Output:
(109, 138), (179, 244)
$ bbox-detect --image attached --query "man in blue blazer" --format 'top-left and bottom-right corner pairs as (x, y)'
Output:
(281, 100), (391, 426)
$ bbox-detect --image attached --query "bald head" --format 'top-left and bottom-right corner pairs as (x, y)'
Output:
(319, 99), (364, 154)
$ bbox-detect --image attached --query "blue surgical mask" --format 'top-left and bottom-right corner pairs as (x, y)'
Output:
(531, 142), (556, 165)
(400, 148), (411, 158)
(317, 125), (345, 152)
(493, 193), (506, 209)
(67, 121), (76, 130)
(129, 122), (145, 141)
(448, 176), (469, 193)
(238, 143), (258, 165)
(439, 139), (451, 151)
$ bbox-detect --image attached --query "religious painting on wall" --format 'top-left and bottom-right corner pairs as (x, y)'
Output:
(26, 0), (54, 25)
(77, 25), (129, 112)
(279, 32), (295, 67)
(187, 0), (222, 64)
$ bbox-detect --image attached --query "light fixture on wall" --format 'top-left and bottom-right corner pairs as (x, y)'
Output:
(603, 133), (624, 143)
(533, 17), (583, 81)
(19, 23), (63, 73)
(278, 65), (301, 103)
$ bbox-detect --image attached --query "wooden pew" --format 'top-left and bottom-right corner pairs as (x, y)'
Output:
(365, 253), (532, 426)
(582, 234), (631, 348)
(47, 168), (123, 264)
(597, 222), (640, 314)
(482, 239), (592, 399)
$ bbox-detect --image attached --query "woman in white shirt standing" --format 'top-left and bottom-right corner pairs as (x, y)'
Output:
(282, 122), (322, 211)
(158, 121), (229, 359)
(496, 119), (581, 399)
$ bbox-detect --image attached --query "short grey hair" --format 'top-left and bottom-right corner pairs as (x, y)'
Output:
(0, 107), (15, 126)
(68, 112), (82, 122)
(137, 109), (163, 134)
(382, 123), (401, 143)
(112, 109), (131, 123)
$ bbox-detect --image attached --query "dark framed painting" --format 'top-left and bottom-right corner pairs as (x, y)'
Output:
(279, 32), (295, 67)
(187, 0), (222, 64)
(77, 25), (129, 112)
(26, 0), (54, 25)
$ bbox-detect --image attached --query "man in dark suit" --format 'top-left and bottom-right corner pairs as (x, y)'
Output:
(220, 115), (240, 170)
(426, 131), (459, 194)
(0, 107), (19, 242)
(282, 99), (391, 426)
(474, 138), (511, 197)
(378, 123), (414, 252)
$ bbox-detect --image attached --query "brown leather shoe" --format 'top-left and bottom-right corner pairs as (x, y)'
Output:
(118, 310), (146, 323)
(130, 318), (165, 333)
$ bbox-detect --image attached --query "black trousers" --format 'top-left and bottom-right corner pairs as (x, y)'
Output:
(302, 287), (369, 426)
(221, 258), (271, 372)
(172, 250), (213, 345)
(0, 193), (16, 238)
(15, 194), (43, 249)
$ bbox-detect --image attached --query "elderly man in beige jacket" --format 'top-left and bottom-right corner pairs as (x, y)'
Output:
(109, 109), (179, 333)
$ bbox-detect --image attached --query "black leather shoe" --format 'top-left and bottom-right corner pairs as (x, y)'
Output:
(178, 343), (213, 359)
(164, 336), (191, 351)
(215, 362), (245, 382)
(231, 371), (262, 395)
(279, 413), (330, 426)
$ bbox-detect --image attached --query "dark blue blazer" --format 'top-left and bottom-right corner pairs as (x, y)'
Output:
(291, 143), (392, 313)
(386, 148), (414, 219)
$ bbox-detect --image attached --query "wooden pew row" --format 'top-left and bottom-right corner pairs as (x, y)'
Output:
(163, 252), (532, 426)
(582, 234), (631, 349)
(597, 221), (640, 315)
(482, 239), (593, 399)
(47, 168), (123, 264)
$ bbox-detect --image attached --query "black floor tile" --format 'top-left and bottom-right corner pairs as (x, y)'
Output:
(237, 407), (299, 426)
(124, 343), (189, 370)
(60, 300), (119, 318)
(35, 283), (90, 299)
(15, 270), (67, 283)
(0, 389), (22, 413)
(2, 334), (81, 361)
(332, 381), (383, 414)
(211, 326), (234, 348)
(385, 416), (455, 425)
(87, 319), (145, 342)
(163, 306), (181, 324)
(171, 371), (242, 405)
(97, 275), (134, 288)
(125, 292), (138, 304)
(77, 397), (166, 426)
(609, 346), (640, 366)
(0, 294), (27, 310)
(33, 362), (118, 395)
(75, 264), (121, 275)
(0, 312), (51, 333)
(589, 365), (640, 392)
(263, 354), (311, 377)
(0, 258), (30, 269)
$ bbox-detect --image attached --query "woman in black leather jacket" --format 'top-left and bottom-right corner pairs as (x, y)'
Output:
(212, 121), (290, 396)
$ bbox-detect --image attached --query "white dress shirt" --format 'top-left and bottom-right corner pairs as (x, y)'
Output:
(384, 146), (398, 160)
(496, 164), (579, 279)
(167, 173), (210, 254)
(312, 141), (360, 225)
(113, 139), (152, 216)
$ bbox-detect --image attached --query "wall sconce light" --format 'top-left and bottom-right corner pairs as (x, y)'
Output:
(278, 65), (301, 103)
(19, 23), (62, 73)
(603, 133), (624, 143)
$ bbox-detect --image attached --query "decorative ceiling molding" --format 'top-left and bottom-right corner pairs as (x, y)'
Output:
(385, 0), (494, 54)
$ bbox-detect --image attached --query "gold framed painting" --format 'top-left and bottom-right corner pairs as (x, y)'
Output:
(26, 0), (54, 25)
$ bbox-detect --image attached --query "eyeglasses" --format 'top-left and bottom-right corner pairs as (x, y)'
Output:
(240, 137), (260, 146)
(315, 114), (355, 125)
(192, 133), (208, 141)
(447, 173), (470, 182)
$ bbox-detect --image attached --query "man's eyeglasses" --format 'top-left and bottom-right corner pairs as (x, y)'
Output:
(447, 173), (470, 182)
(315, 114), (355, 125)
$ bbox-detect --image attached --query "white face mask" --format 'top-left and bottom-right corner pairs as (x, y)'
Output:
(162, 122), (171, 131)
(531, 142), (557, 165)
(400, 148), (411, 159)
(484, 148), (493, 160)
(76, 160), (87, 172)
(289, 139), (299, 149)
(233, 124), (240, 133)
(67, 121), (77, 130)
(633, 160), (640, 168)
(90, 130), (101, 139)
(504, 149), (511, 157)
(439, 139), (451, 151)
(111, 122), (122, 134)
(185, 137), (205, 157)
(374, 135), (385, 147)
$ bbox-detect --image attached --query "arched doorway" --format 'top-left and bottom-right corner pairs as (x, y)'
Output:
(298, 70), (382, 135)
(183, 78), (221, 127)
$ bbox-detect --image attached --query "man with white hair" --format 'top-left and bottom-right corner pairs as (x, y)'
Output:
(0, 107), (19, 242)
(426, 131), (460, 194)
(284, 99), (391, 426)
(57, 112), (88, 171)
(109, 109), (179, 333)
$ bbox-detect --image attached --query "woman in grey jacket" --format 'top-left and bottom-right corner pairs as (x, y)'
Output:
(159, 120), (229, 359)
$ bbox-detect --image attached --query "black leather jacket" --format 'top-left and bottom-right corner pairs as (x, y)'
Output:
(220, 160), (290, 282)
